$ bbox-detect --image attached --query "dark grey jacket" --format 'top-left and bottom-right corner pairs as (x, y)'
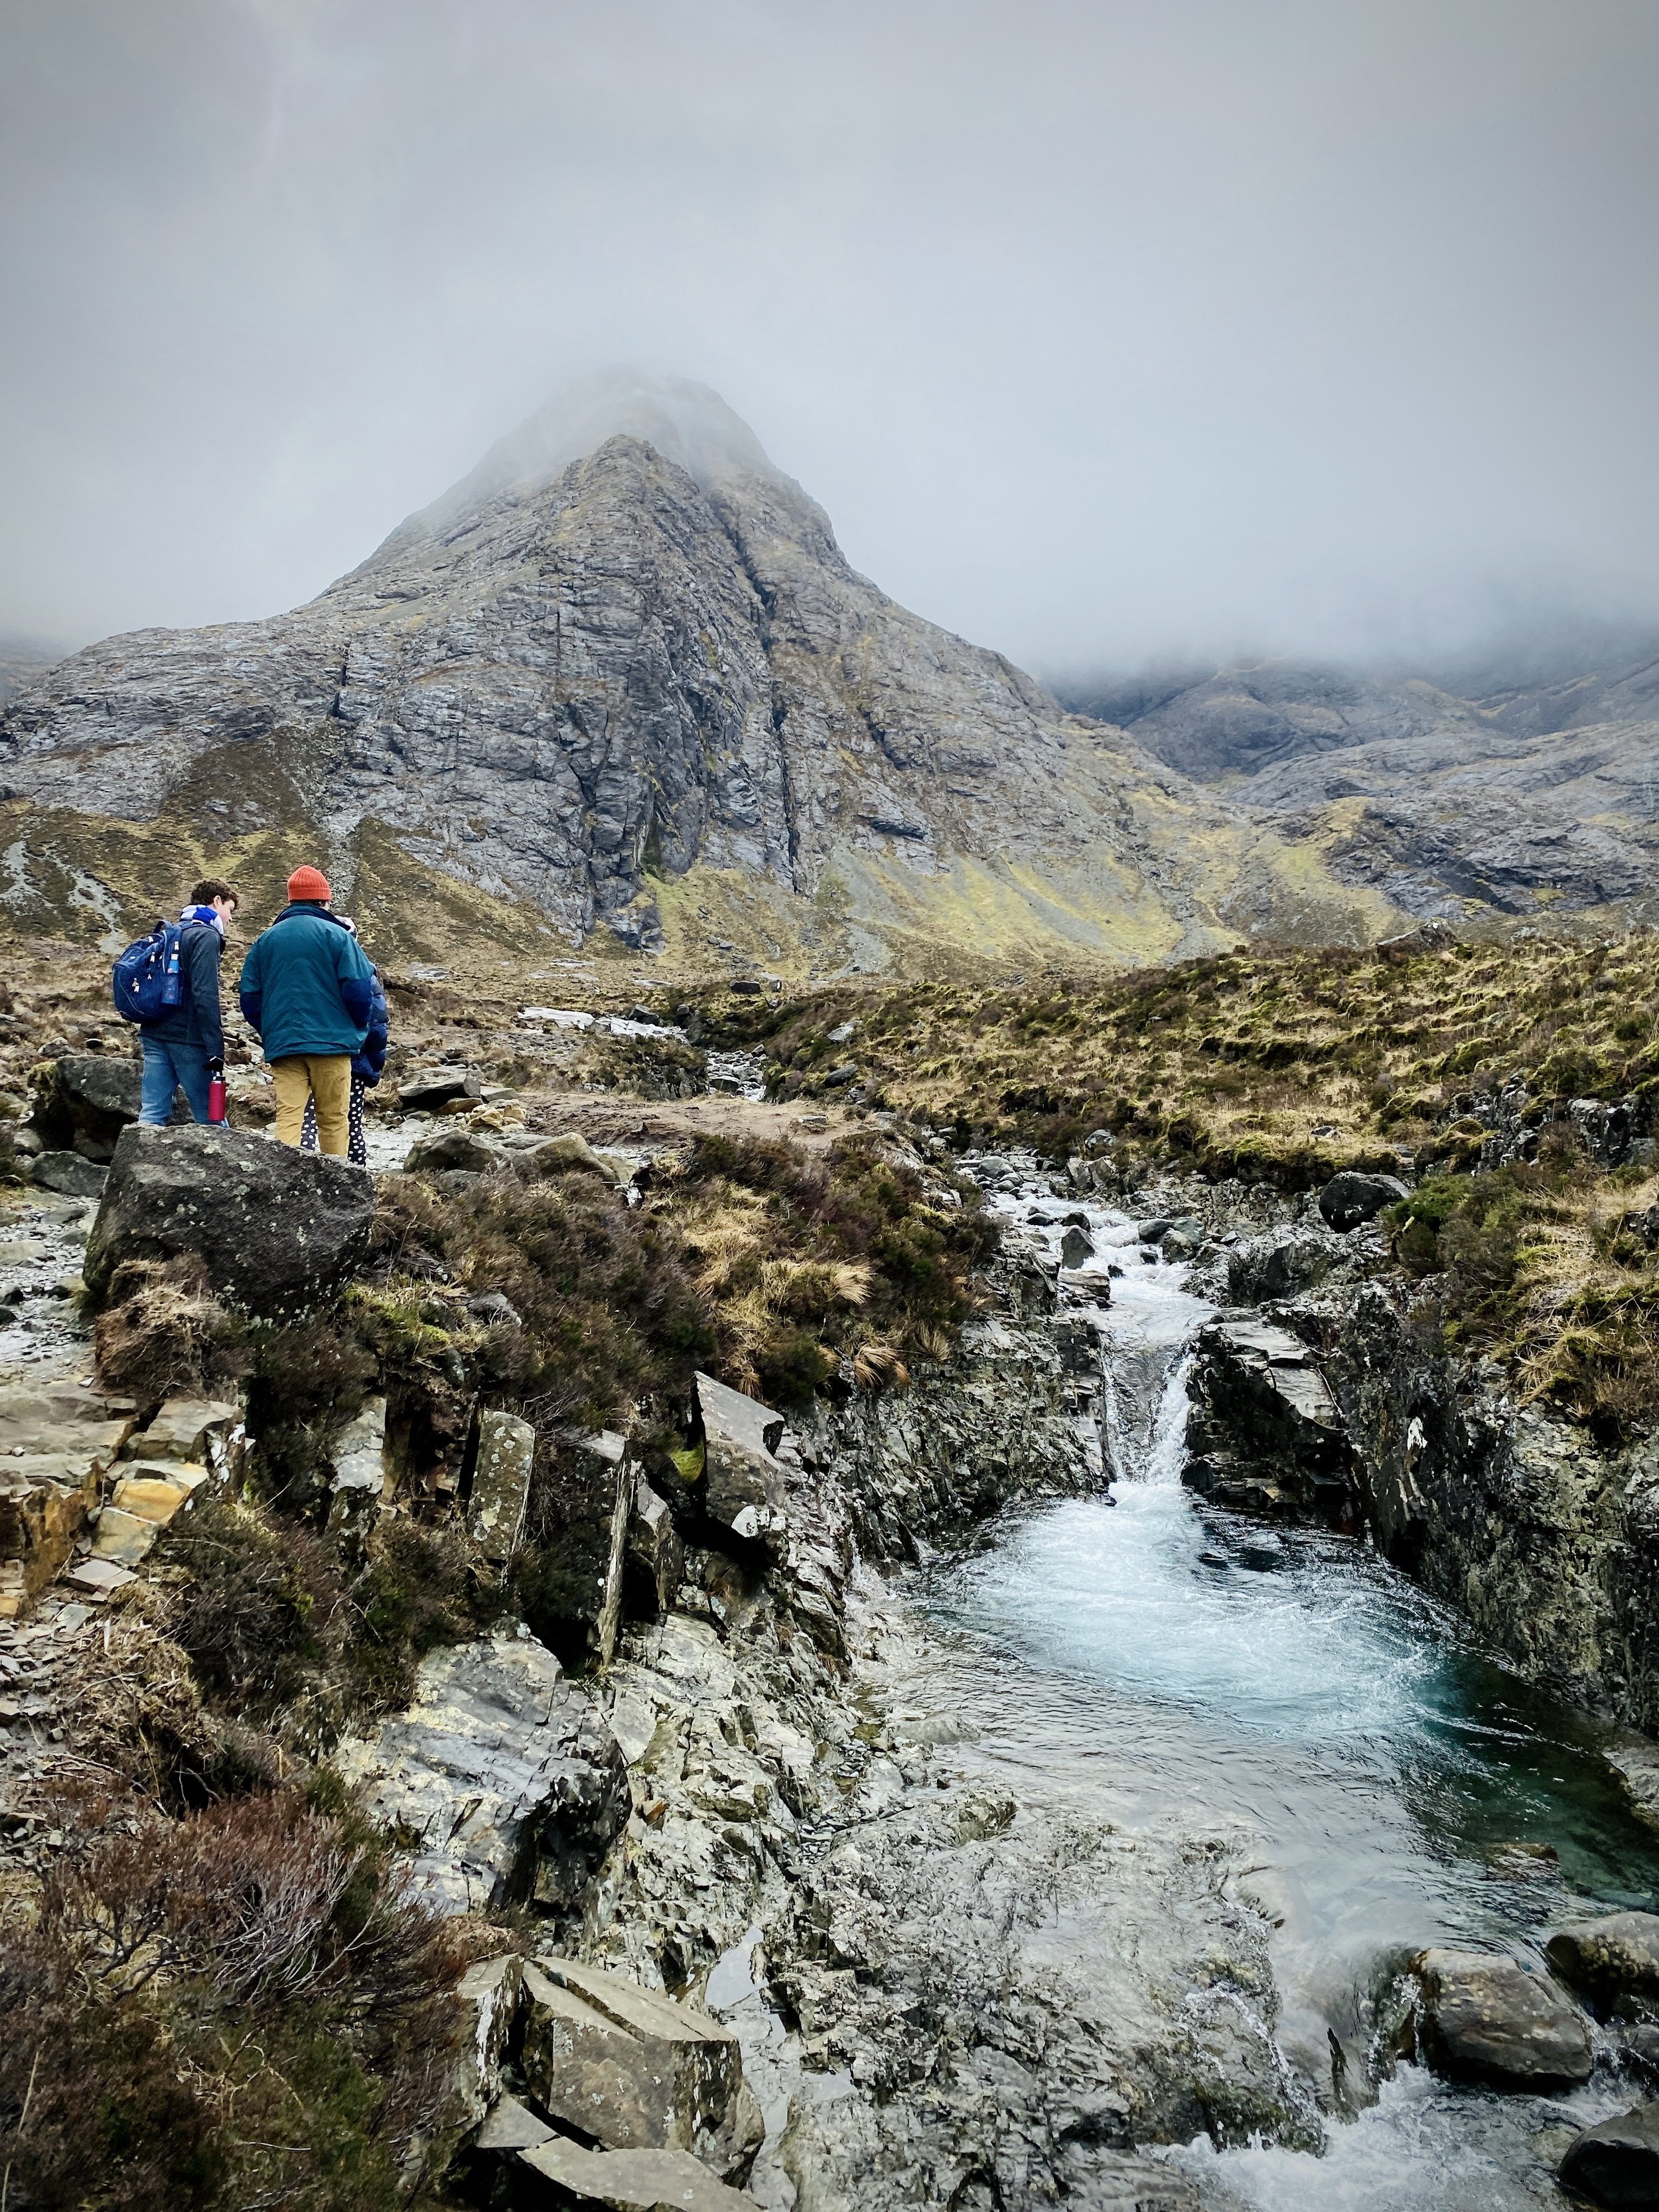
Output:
(141, 920), (225, 1061)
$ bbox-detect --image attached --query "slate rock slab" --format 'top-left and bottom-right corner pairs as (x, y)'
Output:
(84, 1124), (374, 1315)
(331, 1627), (628, 1915)
(1410, 1948), (1591, 2088)
(518, 2138), (762, 2210)
(521, 1956), (762, 2179)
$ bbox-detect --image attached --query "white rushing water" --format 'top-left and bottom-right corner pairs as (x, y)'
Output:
(910, 1180), (1659, 2209)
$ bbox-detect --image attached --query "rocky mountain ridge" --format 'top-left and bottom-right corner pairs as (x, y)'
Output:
(1058, 642), (1659, 921)
(0, 380), (1388, 974)
(8, 378), (1659, 964)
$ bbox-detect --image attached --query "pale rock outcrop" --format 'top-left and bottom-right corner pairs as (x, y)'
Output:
(332, 1627), (628, 1915)
(517, 2139), (761, 2211)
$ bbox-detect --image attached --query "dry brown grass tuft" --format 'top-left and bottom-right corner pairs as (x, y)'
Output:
(93, 1255), (250, 1406)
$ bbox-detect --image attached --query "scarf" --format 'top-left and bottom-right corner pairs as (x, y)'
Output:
(179, 903), (226, 938)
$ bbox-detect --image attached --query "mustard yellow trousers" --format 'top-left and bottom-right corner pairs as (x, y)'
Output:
(272, 1055), (353, 1155)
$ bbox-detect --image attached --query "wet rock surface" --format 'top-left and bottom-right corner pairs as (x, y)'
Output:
(1408, 1948), (1593, 2089)
(1546, 1911), (1659, 2012)
(1183, 1312), (1356, 1520)
(1558, 2099), (1659, 2207)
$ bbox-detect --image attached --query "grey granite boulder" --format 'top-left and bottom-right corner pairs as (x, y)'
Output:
(1558, 2100), (1659, 2207)
(526, 1131), (621, 1183)
(1318, 1169), (1408, 1232)
(1409, 1949), (1591, 2089)
(84, 1124), (374, 1315)
(31, 1149), (107, 1198)
(403, 1124), (503, 1175)
(330, 1627), (628, 1915)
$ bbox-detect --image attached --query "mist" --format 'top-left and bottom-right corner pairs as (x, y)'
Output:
(2, 0), (1657, 681)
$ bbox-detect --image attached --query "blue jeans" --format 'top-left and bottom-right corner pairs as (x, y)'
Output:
(139, 1035), (213, 1125)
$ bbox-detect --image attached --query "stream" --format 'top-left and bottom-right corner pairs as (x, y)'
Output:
(905, 1179), (1659, 2207)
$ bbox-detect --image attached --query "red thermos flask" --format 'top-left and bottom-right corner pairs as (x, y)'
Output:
(208, 1073), (228, 1125)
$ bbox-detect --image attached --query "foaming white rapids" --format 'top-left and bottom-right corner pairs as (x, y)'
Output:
(906, 1175), (1659, 2208)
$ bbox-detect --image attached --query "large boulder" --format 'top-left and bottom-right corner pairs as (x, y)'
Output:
(520, 1956), (762, 2180)
(528, 1131), (622, 1183)
(1409, 1949), (1592, 2089)
(31, 1149), (108, 1198)
(330, 1627), (628, 1915)
(29, 1052), (141, 1155)
(1227, 1226), (1346, 1303)
(84, 1124), (374, 1315)
(1317, 1170), (1408, 1233)
(1558, 2101), (1659, 2207)
(1059, 1225), (1095, 1269)
(1546, 1912), (1659, 2012)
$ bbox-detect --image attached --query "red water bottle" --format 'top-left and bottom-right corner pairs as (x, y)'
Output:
(208, 1070), (228, 1125)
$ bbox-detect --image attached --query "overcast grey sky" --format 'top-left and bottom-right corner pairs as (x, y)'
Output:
(2, 0), (1656, 676)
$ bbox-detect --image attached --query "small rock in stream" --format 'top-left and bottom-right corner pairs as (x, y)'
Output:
(1558, 2099), (1659, 2207)
(1547, 1911), (1659, 2008)
(1409, 1948), (1592, 2089)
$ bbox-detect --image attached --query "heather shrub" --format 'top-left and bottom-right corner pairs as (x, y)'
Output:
(0, 1790), (465, 2212)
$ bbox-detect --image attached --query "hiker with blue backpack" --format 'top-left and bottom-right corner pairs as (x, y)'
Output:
(111, 877), (240, 1125)
(237, 865), (375, 1157)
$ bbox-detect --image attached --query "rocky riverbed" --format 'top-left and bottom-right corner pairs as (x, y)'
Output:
(10, 962), (1659, 2210)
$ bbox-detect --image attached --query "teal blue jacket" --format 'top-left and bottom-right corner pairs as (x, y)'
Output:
(238, 904), (374, 1061)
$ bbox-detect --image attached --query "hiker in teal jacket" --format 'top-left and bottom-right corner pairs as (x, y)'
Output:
(237, 865), (374, 1155)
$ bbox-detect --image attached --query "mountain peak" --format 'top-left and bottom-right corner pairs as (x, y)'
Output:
(396, 371), (792, 550)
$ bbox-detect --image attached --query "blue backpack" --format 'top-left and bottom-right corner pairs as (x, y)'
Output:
(112, 922), (185, 1024)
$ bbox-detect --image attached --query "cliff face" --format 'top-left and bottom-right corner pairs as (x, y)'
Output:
(1181, 1213), (1659, 1745)
(0, 380), (1392, 971)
